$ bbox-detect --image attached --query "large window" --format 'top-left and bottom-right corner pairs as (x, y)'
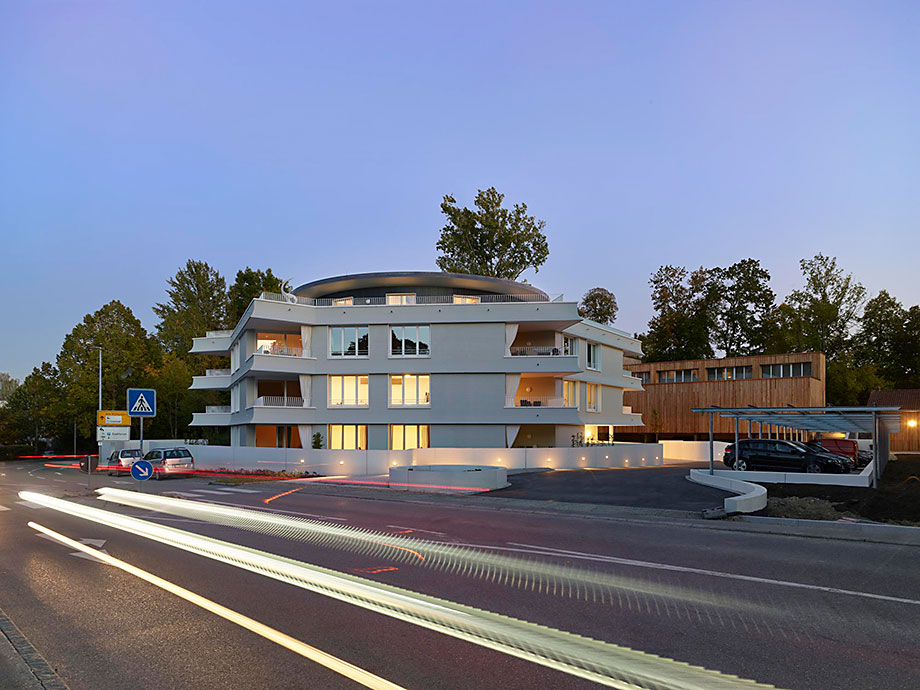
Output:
(659, 369), (697, 383)
(453, 295), (481, 304)
(390, 424), (430, 450)
(563, 380), (578, 407)
(707, 365), (753, 381)
(762, 362), (812, 379)
(327, 424), (368, 450)
(634, 371), (651, 385)
(390, 374), (430, 406)
(386, 293), (416, 305)
(333, 297), (353, 306)
(586, 383), (600, 412)
(328, 375), (369, 406)
(390, 325), (430, 357)
(329, 326), (369, 357)
(563, 336), (577, 356)
(257, 332), (302, 356)
(586, 342), (601, 370)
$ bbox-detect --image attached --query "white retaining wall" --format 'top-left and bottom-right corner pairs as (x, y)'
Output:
(106, 441), (663, 476)
(660, 440), (729, 464)
(389, 465), (509, 492)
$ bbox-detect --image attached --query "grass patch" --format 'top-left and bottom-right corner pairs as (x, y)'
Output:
(206, 468), (320, 485)
(762, 454), (920, 525)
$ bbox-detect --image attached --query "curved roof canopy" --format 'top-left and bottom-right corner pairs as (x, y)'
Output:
(293, 271), (547, 299)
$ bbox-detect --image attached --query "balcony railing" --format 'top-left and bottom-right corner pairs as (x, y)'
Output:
(506, 396), (576, 408)
(206, 368), (231, 376)
(509, 346), (568, 356)
(205, 330), (233, 338)
(205, 406), (231, 414)
(259, 292), (562, 307)
(256, 344), (304, 357)
(252, 396), (306, 407)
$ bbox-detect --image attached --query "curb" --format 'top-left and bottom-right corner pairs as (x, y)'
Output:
(0, 605), (69, 690)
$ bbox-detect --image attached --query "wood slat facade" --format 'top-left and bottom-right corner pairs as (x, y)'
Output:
(620, 352), (826, 441)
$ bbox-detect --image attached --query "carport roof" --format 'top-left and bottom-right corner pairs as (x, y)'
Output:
(690, 406), (902, 434)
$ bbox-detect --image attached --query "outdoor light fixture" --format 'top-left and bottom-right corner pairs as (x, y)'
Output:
(339, 460), (345, 465)
(909, 419), (918, 428)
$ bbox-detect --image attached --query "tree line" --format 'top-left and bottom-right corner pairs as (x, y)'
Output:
(0, 263), (288, 452)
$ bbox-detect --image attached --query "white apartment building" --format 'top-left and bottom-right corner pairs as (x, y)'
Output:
(189, 271), (644, 450)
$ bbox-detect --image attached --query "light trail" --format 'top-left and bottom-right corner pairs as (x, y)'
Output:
(95, 487), (756, 612)
(264, 487), (306, 504)
(27, 521), (406, 690)
(22, 490), (782, 689)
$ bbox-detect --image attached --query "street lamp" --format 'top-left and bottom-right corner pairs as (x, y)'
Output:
(89, 346), (102, 489)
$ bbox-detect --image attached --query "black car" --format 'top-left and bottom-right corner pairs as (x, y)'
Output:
(722, 439), (850, 474)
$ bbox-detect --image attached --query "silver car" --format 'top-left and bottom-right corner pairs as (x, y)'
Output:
(144, 447), (195, 479)
(107, 448), (142, 476)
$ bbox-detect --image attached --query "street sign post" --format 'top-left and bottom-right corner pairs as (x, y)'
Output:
(127, 389), (156, 461)
(130, 460), (153, 481)
(97, 410), (130, 426)
(97, 426), (130, 442)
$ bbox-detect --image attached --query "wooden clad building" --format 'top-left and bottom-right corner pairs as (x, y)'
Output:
(620, 352), (826, 441)
(868, 389), (920, 452)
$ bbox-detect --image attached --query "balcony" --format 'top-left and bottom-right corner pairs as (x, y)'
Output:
(509, 346), (566, 356)
(190, 368), (233, 390)
(190, 406), (231, 426)
(505, 396), (575, 408)
(206, 368), (231, 377)
(190, 331), (234, 355)
(252, 396), (306, 407)
(256, 344), (304, 357)
(260, 291), (561, 306)
(206, 405), (231, 414)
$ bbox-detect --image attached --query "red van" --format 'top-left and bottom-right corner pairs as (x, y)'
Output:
(807, 438), (858, 469)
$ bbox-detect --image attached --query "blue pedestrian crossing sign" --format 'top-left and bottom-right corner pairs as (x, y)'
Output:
(127, 388), (156, 417)
(130, 459), (154, 481)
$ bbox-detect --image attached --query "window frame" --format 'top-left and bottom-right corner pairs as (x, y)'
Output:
(389, 424), (430, 450)
(452, 295), (480, 304)
(327, 375), (370, 407)
(585, 342), (601, 371)
(389, 325), (431, 358)
(386, 293), (417, 305)
(389, 374), (431, 407)
(585, 383), (600, 412)
(563, 380), (578, 407)
(328, 326), (369, 358)
(563, 336), (578, 356)
(327, 424), (368, 450)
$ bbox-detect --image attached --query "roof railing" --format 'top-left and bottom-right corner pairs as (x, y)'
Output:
(258, 291), (560, 306)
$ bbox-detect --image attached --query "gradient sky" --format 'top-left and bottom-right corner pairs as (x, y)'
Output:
(2, 1), (918, 380)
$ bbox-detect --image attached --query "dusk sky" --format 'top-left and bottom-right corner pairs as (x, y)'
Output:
(2, 1), (918, 380)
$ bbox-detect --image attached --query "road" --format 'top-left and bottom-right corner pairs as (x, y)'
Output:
(1, 459), (919, 689)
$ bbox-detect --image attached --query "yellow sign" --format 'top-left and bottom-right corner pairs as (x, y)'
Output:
(97, 410), (130, 426)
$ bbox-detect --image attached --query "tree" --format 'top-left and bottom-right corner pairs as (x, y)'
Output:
(578, 287), (618, 325)
(435, 187), (549, 280)
(146, 354), (193, 439)
(784, 254), (866, 360)
(228, 267), (292, 324)
(641, 265), (721, 362)
(1, 363), (63, 450)
(712, 259), (775, 356)
(153, 260), (229, 360)
(0, 372), (19, 403)
(856, 292), (920, 390)
(57, 301), (159, 438)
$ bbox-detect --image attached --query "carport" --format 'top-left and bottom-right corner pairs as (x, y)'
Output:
(691, 406), (902, 487)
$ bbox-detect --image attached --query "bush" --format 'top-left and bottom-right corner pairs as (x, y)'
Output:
(0, 445), (33, 461)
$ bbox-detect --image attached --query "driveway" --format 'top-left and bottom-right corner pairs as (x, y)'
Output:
(485, 463), (732, 511)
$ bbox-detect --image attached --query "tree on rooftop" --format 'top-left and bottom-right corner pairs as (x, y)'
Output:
(435, 187), (549, 281)
(578, 287), (618, 325)
(228, 267), (292, 324)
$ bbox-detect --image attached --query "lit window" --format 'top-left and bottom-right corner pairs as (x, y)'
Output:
(256, 332), (302, 356)
(563, 380), (578, 407)
(328, 375), (369, 406)
(333, 297), (353, 306)
(386, 293), (416, 305)
(586, 383), (600, 412)
(586, 342), (600, 371)
(329, 326), (369, 357)
(563, 336), (577, 356)
(327, 424), (367, 450)
(390, 375), (430, 406)
(390, 325), (430, 357)
(390, 424), (430, 450)
(452, 295), (480, 304)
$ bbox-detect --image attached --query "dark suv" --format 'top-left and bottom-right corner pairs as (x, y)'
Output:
(723, 439), (850, 474)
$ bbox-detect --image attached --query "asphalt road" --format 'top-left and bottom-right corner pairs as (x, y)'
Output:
(1, 459), (919, 690)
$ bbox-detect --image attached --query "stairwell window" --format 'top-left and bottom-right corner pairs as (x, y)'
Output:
(329, 327), (369, 357)
(390, 374), (430, 406)
(327, 425), (367, 450)
(390, 325), (430, 357)
(586, 342), (600, 371)
(390, 424), (430, 450)
(328, 375), (369, 406)
(586, 383), (600, 412)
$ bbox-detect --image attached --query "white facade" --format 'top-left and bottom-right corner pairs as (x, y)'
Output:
(189, 272), (644, 450)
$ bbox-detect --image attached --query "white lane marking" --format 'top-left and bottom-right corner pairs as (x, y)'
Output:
(16, 501), (44, 509)
(114, 480), (132, 485)
(387, 524), (447, 536)
(55, 472), (62, 476)
(210, 487), (259, 493)
(0, 505), (10, 511)
(499, 542), (920, 608)
(165, 492), (203, 498)
(190, 489), (233, 495)
(36, 476), (47, 480)
(53, 479), (66, 483)
(29, 522), (407, 690)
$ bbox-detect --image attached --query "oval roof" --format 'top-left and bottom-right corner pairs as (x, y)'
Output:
(293, 271), (547, 299)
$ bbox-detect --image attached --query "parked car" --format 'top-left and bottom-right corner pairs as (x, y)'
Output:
(722, 439), (851, 473)
(846, 432), (874, 454)
(106, 448), (142, 476)
(806, 438), (858, 470)
(143, 447), (195, 479)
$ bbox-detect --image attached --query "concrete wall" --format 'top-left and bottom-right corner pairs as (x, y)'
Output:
(660, 440), (730, 463)
(122, 441), (663, 476)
